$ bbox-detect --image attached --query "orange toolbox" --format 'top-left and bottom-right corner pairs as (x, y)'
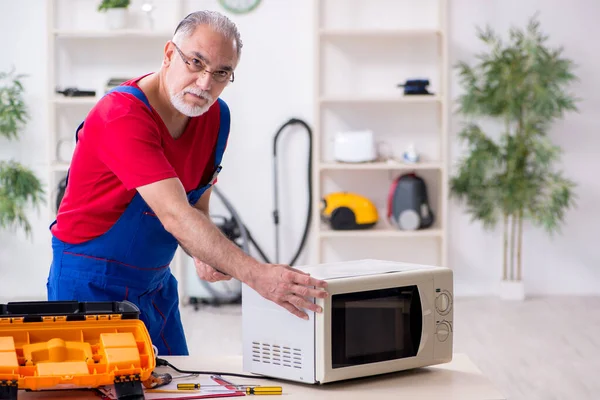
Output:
(0, 300), (156, 400)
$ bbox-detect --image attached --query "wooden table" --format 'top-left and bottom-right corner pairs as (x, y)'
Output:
(17, 353), (505, 399)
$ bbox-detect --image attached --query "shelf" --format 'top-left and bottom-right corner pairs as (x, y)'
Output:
(50, 162), (71, 172)
(320, 95), (441, 105)
(52, 96), (98, 106)
(53, 29), (173, 39)
(320, 161), (444, 171)
(319, 226), (443, 239)
(319, 28), (441, 39)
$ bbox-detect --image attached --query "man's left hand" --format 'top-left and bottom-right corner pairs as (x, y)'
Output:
(194, 258), (232, 282)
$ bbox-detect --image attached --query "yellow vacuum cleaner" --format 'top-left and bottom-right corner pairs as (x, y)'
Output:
(320, 192), (378, 230)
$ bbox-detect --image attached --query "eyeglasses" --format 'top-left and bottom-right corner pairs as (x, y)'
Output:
(172, 42), (235, 84)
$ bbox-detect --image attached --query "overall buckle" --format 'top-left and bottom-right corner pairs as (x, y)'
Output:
(211, 166), (222, 184)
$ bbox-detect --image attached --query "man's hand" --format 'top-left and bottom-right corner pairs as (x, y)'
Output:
(194, 258), (232, 282)
(248, 263), (328, 320)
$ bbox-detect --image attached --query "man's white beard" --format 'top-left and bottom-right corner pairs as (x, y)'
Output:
(170, 88), (214, 117)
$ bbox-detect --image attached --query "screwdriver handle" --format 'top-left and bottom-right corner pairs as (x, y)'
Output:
(177, 383), (201, 390)
(245, 386), (282, 395)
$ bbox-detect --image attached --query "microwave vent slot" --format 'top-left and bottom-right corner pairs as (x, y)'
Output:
(251, 342), (303, 369)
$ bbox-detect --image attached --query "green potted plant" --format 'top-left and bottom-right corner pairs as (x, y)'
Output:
(450, 15), (579, 300)
(0, 69), (44, 237)
(97, 0), (131, 30)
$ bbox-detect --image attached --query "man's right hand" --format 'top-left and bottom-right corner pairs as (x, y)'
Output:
(247, 263), (328, 320)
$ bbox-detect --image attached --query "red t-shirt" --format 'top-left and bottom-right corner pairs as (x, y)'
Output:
(51, 76), (224, 244)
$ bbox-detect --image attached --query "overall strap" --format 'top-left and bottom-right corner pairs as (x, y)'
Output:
(209, 98), (231, 184)
(106, 85), (152, 111)
(74, 85), (152, 143)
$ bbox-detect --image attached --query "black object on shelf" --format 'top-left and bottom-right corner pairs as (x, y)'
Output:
(56, 87), (96, 97)
(397, 79), (433, 95)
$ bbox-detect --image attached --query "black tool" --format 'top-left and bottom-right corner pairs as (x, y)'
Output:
(397, 79), (433, 95)
(56, 87), (96, 97)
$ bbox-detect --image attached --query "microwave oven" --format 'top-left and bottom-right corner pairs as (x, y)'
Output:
(241, 259), (453, 384)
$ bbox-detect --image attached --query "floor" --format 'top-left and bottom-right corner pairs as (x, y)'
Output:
(179, 295), (600, 400)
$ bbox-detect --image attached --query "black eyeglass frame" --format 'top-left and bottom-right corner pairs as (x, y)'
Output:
(171, 41), (235, 84)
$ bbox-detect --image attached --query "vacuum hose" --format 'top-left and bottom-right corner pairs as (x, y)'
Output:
(272, 118), (313, 266)
(211, 118), (313, 267)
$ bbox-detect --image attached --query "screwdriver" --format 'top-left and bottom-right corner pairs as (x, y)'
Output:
(245, 386), (282, 395)
(177, 383), (282, 395)
(177, 382), (256, 390)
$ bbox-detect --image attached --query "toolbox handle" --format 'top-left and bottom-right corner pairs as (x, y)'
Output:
(0, 300), (140, 322)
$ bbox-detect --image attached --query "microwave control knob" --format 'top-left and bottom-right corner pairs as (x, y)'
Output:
(435, 321), (451, 342)
(435, 292), (452, 314)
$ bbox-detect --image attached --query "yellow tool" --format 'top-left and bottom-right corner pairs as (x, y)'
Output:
(245, 386), (282, 395)
(148, 385), (283, 395)
(177, 383), (204, 390)
(321, 192), (378, 230)
(177, 383), (254, 390)
(176, 382), (282, 395)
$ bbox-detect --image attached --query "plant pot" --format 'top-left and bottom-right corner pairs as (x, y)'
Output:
(499, 280), (525, 301)
(105, 8), (128, 30)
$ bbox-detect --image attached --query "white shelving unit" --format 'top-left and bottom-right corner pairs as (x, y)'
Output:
(311, 0), (449, 267)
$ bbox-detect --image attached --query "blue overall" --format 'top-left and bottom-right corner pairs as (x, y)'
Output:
(47, 86), (230, 356)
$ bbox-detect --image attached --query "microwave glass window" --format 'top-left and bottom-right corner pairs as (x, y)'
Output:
(331, 285), (422, 369)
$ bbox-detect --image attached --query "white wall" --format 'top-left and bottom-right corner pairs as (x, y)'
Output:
(0, 0), (598, 300)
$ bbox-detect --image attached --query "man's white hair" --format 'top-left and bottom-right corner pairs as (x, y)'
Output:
(172, 10), (243, 62)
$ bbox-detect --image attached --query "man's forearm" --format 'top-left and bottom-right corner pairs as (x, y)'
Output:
(177, 212), (230, 276)
(178, 209), (207, 259)
(165, 205), (259, 282)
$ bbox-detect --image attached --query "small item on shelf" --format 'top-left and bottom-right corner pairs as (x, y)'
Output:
(333, 130), (377, 163)
(321, 192), (378, 230)
(397, 79), (434, 95)
(402, 144), (420, 164)
(387, 173), (434, 231)
(55, 87), (96, 97)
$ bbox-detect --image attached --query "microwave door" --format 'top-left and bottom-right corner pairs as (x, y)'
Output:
(331, 285), (422, 369)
